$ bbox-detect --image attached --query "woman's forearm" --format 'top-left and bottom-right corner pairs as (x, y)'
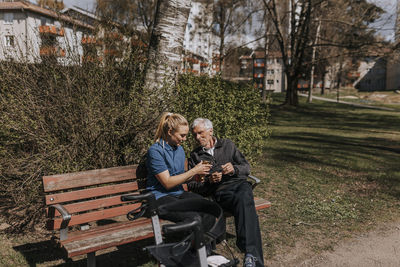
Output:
(155, 168), (196, 190)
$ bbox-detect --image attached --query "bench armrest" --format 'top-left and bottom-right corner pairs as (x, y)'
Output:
(48, 204), (71, 241)
(247, 175), (261, 189)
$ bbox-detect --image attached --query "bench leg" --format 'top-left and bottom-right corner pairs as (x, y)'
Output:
(87, 252), (96, 267)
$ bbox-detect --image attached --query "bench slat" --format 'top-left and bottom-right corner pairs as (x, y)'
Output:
(63, 218), (154, 244)
(47, 204), (140, 230)
(47, 195), (142, 216)
(43, 165), (137, 192)
(45, 182), (139, 205)
(61, 219), (165, 257)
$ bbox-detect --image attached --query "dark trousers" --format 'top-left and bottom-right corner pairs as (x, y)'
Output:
(214, 181), (264, 267)
(156, 191), (215, 233)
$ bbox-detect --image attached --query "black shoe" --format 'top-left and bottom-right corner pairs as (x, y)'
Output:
(243, 254), (257, 267)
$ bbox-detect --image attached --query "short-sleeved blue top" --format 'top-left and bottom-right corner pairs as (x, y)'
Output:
(146, 139), (185, 200)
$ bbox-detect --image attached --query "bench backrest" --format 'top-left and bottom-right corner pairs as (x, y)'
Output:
(43, 165), (142, 230)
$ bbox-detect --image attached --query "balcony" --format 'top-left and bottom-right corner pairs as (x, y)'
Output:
(104, 32), (123, 41)
(200, 62), (209, 68)
(254, 62), (265, 67)
(40, 46), (66, 57)
(82, 55), (102, 63)
(39, 25), (64, 36)
(82, 36), (99, 45)
(184, 57), (199, 64)
(254, 73), (264, 78)
(347, 72), (360, 78)
(182, 68), (199, 74)
(131, 39), (147, 48)
(104, 49), (121, 56)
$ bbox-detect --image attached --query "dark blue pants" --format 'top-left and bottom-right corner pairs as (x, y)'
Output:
(214, 181), (264, 267)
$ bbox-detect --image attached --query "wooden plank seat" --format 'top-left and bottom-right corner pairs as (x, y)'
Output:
(42, 165), (270, 266)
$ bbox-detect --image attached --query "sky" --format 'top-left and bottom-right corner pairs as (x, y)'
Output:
(368, 0), (397, 41)
(62, 0), (96, 12)
(62, 0), (396, 42)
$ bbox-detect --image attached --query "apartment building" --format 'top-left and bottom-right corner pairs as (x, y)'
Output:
(0, 1), (94, 64)
(1, 1), (221, 76)
(250, 50), (285, 93)
(183, 0), (220, 75)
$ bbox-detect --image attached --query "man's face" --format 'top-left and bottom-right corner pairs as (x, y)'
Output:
(192, 123), (213, 148)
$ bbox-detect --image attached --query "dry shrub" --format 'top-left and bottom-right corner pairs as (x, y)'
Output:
(0, 51), (172, 231)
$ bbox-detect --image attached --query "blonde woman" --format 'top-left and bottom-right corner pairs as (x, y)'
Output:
(146, 112), (213, 227)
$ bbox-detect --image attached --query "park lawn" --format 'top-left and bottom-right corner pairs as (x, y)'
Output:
(251, 93), (400, 264)
(304, 87), (400, 111)
(1, 93), (400, 266)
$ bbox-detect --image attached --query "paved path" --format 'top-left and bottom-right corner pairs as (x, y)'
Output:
(298, 93), (396, 111)
(299, 222), (400, 267)
(266, 221), (400, 267)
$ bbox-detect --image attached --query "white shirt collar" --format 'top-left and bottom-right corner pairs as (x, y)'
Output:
(202, 138), (217, 156)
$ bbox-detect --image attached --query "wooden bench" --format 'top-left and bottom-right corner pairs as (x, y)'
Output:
(42, 165), (271, 266)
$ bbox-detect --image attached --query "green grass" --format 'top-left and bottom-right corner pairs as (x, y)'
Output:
(253, 93), (400, 262)
(305, 87), (400, 111)
(1, 93), (400, 266)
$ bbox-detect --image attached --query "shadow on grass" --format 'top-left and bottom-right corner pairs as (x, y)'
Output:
(270, 99), (400, 133)
(13, 237), (157, 267)
(266, 97), (400, 198)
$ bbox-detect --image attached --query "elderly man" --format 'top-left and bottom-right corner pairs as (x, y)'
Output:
(188, 118), (264, 267)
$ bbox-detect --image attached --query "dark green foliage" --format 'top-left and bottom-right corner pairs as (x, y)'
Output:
(174, 74), (270, 163)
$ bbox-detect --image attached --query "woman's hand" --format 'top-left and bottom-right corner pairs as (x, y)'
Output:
(192, 161), (212, 176)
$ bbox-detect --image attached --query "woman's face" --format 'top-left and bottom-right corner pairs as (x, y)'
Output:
(167, 125), (189, 146)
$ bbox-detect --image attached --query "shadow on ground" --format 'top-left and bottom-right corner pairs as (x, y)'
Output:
(13, 237), (157, 266)
(13, 232), (239, 266)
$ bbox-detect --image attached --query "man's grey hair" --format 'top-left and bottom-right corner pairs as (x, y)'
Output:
(191, 118), (213, 130)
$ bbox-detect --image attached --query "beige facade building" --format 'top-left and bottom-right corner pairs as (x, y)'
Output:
(0, 1), (94, 64)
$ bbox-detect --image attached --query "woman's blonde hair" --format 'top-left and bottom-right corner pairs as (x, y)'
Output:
(155, 112), (188, 142)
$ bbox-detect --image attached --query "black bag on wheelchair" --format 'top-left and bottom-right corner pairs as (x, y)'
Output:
(145, 198), (238, 267)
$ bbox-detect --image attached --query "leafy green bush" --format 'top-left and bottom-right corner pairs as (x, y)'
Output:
(174, 74), (270, 163)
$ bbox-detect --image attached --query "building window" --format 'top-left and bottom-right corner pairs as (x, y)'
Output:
(255, 58), (265, 64)
(4, 13), (14, 24)
(267, 69), (274, 74)
(267, 79), (274, 85)
(4, 35), (15, 47)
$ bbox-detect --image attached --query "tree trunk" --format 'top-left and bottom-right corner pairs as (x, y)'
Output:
(144, 0), (192, 91)
(307, 18), (321, 103)
(262, 32), (269, 102)
(321, 70), (326, 95)
(285, 75), (299, 106)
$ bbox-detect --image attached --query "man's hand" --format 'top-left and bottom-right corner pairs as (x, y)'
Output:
(210, 172), (222, 183)
(221, 162), (235, 175)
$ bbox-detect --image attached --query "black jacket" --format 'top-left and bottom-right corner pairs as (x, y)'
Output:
(188, 138), (250, 196)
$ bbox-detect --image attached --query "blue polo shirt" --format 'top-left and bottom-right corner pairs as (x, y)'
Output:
(146, 139), (185, 200)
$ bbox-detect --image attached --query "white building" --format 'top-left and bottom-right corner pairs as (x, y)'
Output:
(183, 0), (220, 75)
(0, 1), (93, 64)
